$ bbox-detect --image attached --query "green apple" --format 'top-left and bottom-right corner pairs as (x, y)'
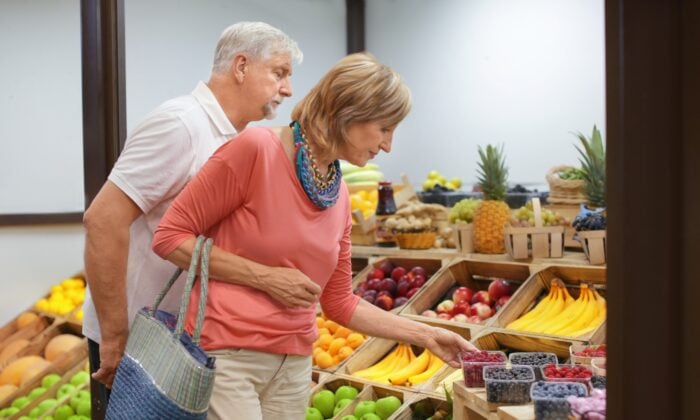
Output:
(42, 373), (62, 389)
(312, 389), (335, 418)
(75, 400), (90, 417)
(29, 407), (42, 418)
(305, 407), (323, 420)
(69, 390), (90, 410)
(375, 395), (402, 419)
(340, 416), (358, 420)
(334, 385), (359, 404)
(334, 398), (353, 416)
(361, 414), (381, 420)
(66, 416), (89, 420)
(354, 400), (376, 418)
(57, 383), (76, 399)
(38, 398), (58, 414)
(1, 407), (19, 417)
(12, 396), (30, 409)
(54, 404), (75, 420)
(70, 371), (90, 387)
(27, 386), (47, 401)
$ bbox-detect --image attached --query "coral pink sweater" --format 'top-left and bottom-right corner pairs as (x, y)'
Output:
(152, 127), (359, 355)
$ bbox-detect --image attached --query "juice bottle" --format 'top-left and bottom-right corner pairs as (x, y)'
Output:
(374, 181), (397, 247)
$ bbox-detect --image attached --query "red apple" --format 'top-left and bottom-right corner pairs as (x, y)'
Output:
(421, 309), (438, 318)
(391, 266), (407, 282)
(410, 274), (427, 289)
(368, 268), (385, 281)
(393, 296), (409, 308)
(470, 290), (492, 306)
(495, 295), (511, 311)
(375, 294), (394, 311)
(367, 278), (382, 291)
(487, 279), (512, 301)
(452, 314), (469, 323)
(436, 299), (455, 314)
(467, 315), (482, 324)
(396, 280), (411, 297)
(378, 260), (395, 277)
(406, 287), (421, 299)
(437, 313), (452, 320)
(452, 301), (471, 316)
(410, 266), (427, 277)
(470, 302), (493, 319)
(452, 287), (474, 305)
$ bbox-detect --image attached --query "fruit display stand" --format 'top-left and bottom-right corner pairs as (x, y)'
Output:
(392, 393), (452, 420)
(485, 265), (606, 357)
(399, 258), (532, 330)
(452, 379), (534, 420)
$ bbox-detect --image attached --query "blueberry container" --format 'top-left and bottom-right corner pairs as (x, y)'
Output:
(460, 351), (507, 388)
(530, 381), (588, 420)
(508, 352), (558, 381)
(483, 365), (535, 404)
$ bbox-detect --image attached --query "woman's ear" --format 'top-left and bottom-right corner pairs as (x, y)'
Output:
(231, 54), (248, 83)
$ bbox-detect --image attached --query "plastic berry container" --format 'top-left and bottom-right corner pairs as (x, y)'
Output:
(508, 352), (558, 381)
(483, 365), (535, 404)
(591, 357), (606, 377)
(530, 381), (588, 420)
(460, 350), (507, 388)
(569, 344), (606, 365)
(540, 363), (593, 386)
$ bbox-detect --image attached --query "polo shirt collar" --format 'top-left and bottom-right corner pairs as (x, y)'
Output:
(192, 81), (237, 137)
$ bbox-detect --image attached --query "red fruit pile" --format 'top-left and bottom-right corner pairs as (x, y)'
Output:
(353, 260), (430, 311)
(423, 278), (513, 324)
(542, 364), (592, 381)
(573, 344), (606, 358)
(460, 351), (507, 387)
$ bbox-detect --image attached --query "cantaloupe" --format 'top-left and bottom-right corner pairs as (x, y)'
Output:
(0, 339), (30, 365)
(19, 359), (51, 387)
(44, 334), (82, 362)
(0, 355), (45, 386)
(16, 312), (39, 329)
(0, 383), (18, 400)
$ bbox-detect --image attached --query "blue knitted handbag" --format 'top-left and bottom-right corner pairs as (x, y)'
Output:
(106, 236), (216, 419)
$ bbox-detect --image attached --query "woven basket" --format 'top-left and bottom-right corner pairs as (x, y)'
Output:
(395, 231), (437, 249)
(546, 165), (586, 204)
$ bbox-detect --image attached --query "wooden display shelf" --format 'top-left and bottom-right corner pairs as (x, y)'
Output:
(452, 380), (533, 420)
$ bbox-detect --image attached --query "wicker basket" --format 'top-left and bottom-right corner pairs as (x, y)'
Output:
(395, 231), (437, 249)
(546, 165), (586, 205)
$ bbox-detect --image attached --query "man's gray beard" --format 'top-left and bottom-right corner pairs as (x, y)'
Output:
(263, 103), (277, 120)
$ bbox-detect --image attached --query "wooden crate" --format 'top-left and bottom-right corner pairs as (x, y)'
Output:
(391, 393), (450, 420)
(576, 230), (607, 265)
(327, 376), (418, 420)
(0, 315), (54, 367)
(452, 223), (474, 254)
(504, 198), (565, 260)
(452, 379), (534, 420)
(308, 375), (372, 419)
(471, 328), (584, 360)
(0, 335), (88, 410)
(487, 265), (606, 355)
(0, 319), (82, 372)
(352, 209), (377, 246)
(399, 259), (532, 330)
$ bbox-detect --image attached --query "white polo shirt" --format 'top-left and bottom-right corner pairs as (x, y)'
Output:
(82, 82), (237, 343)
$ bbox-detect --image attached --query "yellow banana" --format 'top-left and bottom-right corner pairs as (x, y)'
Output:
(373, 344), (412, 383)
(542, 287), (591, 334)
(565, 290), (607, 337)
(524, 287), (567, 332)
(556, 290), (600, 336)
(389, 348), (431, 385)
(352, 344), (403, 379)
(409, 352), (445, 385)
(507, 285), (557, 330)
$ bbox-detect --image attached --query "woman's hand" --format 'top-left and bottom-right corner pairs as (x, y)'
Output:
(423, 326), (478, 368)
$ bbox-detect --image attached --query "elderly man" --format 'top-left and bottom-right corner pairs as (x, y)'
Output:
(82, 22), (314, 418)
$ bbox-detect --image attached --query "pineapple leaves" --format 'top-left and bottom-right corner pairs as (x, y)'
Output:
(572, 125), (606, 208)
(476, 144), (508, 201)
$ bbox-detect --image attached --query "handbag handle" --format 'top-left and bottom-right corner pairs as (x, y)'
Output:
(149, 235), (213, 346)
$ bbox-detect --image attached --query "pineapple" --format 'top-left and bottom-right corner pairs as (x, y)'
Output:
(574, 125), (606, 209)
(473, 144), (511, 253)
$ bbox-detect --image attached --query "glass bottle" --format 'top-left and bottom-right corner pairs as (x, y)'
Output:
(374, 181), (397, 247)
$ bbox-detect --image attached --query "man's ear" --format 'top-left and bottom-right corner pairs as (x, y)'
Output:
(231, 54), (248, 83)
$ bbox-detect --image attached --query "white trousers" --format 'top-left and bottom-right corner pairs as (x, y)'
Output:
(206, 348), (312, 420)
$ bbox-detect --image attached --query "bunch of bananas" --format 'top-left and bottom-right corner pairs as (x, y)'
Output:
(506, 279), (606, 337)
(434, 368), (464, 395)
(351, 343), (445, 386)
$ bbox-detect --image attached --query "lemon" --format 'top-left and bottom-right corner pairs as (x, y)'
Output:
(450, 177), (463, 188)
(428, 170), (441, 180)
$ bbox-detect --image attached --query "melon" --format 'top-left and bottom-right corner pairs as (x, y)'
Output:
(0, 383), (18, 400)
(44, 334), (82, 362)
(0, 339), (30, 365)
(0, 356), (45, 386)
(16, 312), (39, 329)
(19, 359), (52, 387)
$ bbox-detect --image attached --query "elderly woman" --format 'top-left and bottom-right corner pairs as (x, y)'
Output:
(152, 53), (476, 419)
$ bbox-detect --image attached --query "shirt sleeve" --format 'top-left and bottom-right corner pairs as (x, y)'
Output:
(319, 191), (361, 325)
(108, 112), (195, 214)
(152, 130), (263, 258)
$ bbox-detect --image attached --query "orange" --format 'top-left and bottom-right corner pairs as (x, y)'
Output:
(316, 316), (326, 328)
(346, 333), (365, 349)
(315, 351), (334, 369)
(337, 346), (354, 361)
(328, 338), (347, 356)
(334, 326), (352, 339)
(323, 320), (340, 334)
(312, 347), (324, 358)
(317, 328), (330, 336)
(332, 355), (341, 365)
(316, 334), (333, 351)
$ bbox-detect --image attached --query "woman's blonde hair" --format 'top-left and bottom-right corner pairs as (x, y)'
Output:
(291, 52), (412, 160)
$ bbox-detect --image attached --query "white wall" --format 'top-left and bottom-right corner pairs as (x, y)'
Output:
(367, 0), (606, 188)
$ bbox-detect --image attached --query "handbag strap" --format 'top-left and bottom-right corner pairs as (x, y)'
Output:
(191, 238), (213, 345)
(174, 236), (208, 340)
